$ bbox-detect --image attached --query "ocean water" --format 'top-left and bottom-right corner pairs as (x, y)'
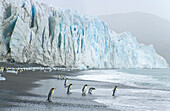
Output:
(77, 69), (170, 111)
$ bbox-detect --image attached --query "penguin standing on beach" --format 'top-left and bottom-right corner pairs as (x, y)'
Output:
(82, 84), (88, 96)
(64, 78), (68, 87)
(47, 88), (55, 102)
(57, 74), (66, 80)
(60, 74), (66, 80)
(112, 86), (117, 96)
(88, 87), (95, 94)
(67, 84), (72, 94)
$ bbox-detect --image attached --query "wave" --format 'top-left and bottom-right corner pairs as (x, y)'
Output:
(76, 70), (164, 89)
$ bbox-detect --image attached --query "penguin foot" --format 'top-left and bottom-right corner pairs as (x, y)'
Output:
(47, 99), (52, 102)
(67, 92), (72, 95)
(82, 93), (86, 96)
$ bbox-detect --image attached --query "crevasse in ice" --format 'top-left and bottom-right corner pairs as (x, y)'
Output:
(0, 0), (169, 68)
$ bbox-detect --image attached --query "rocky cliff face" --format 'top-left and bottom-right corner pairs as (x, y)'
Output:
(0, 0), (169, 68)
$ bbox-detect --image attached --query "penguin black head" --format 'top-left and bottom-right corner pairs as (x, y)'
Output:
(90, 87), (95, 90)
(113, 86), (117, 91)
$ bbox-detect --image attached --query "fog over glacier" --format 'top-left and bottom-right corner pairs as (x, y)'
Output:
(0, 0), (169, 68)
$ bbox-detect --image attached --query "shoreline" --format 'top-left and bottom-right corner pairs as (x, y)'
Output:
(0, 65), (170, 111)
(0, 70), (115, 111)
(0, 71), (56, 108)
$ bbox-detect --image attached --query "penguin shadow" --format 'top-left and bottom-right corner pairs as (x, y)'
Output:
(112, 95), (118, 99)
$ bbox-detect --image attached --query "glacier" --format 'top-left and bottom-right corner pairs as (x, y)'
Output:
(0, 0), (169, 68)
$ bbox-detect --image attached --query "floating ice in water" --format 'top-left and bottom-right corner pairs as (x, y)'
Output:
(0, 74), (6, 81)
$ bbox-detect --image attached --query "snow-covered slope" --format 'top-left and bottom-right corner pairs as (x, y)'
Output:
(0, 0), (169, 68)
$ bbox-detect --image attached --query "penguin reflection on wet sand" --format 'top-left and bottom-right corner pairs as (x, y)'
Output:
(88, 87), (95, 94)
(67, 84), (72, 94)
(47, 88), (55, 102)
(64, 78), (68, 87)
(112, 86), (117, 96)
(82, 84), (88, 96)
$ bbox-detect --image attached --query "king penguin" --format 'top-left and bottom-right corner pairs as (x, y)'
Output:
(47, 88), (55, 102)
(88, 87), (95, 94)
(112, 86), (117, 96)
(67, 84), (72, 94)
(64, 78), (68, 87)
(82, 84), (88, 96)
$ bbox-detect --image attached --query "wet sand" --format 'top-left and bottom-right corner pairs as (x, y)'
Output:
(0, 69), (116, 111)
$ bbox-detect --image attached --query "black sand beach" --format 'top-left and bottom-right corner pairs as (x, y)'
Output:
(0, 68), (116, 111)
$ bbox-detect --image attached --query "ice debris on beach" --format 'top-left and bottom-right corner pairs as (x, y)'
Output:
(0, 0), (169, 68)
(0, 74), (6, 81)
(1, 66), (80, 72)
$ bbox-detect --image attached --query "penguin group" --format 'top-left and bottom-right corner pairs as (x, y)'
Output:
(1, 66), (118, 103)
(47, 74), (118, 102)
(0, 67), (25, 75)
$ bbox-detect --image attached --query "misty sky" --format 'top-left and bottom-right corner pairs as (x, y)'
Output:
(36, 0), (170, 21)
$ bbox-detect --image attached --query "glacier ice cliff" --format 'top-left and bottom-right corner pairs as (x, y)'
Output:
(0, 0), (169, 68)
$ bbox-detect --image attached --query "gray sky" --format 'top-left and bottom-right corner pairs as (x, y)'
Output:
(36, 0), (170, 21)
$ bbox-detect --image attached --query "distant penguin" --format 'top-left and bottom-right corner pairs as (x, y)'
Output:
(112, 86), (117, 96)
(3, 67), (7, 72)
(88, 87), (95, 94)
(15, 69), (18, 76)
(47, 88), (55, 102)
(82, 84), (88, 96)
(67, 84), (72, 94)
(57, 74), (66, 80)
(0, 67), (4, 73)
(60, 74), (66, 80)
(64, 78), (68, 87)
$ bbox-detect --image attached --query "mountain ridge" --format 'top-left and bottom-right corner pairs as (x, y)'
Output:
(99, 12), (170, 64)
